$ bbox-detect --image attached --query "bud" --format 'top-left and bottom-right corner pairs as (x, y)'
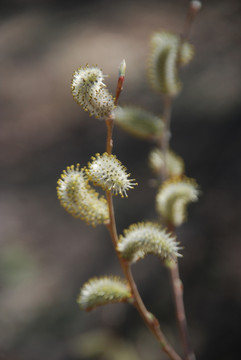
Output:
(190, 0), (202, 12)
(119, 59), (126, 78)
(115, 59), (126, 105)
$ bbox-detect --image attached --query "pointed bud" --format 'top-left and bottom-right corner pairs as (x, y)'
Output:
(190, 1), (202, 12)
(119, 59), (126, 78)
(115, 59), (126, 105)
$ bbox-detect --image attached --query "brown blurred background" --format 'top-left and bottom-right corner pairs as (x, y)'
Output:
(0, 0), (241, 359)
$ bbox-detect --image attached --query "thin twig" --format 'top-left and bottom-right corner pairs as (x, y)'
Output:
(159, 4), (201, 359)
(161, 77), (196, 360)
(182, 1), (202, 41)
(160, 95), (172, 182)
(125, 263), (183, 360)
(105, 116), (114, 154)
(169, 261), (196, 360)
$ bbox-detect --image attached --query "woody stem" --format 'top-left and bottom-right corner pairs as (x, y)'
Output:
(104, 115), (183, 360)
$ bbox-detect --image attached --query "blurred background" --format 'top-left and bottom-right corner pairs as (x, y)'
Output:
(0, 0), (241, 359)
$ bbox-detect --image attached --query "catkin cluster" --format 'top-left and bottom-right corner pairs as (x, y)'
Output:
(58, 21), (201, 316)
(57, 153), (136, 226)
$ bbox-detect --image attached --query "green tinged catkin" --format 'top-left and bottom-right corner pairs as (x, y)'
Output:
(148, 148), (185, 177)
(114, 106), (164, 140)
(148, 31), (194, 95)
(156, 176), (199, 226)
(77, 276), (132, 311)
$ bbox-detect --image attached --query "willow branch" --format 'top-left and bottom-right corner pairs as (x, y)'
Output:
(169, 260), (195, 360)
(182, 1), (202, 41)
(104, 115), (183, 360)
(160, 94), (172, 182)
(105, 115), (114, 154)
(158, 4), (201, 358)
(161, 92), (195, 360)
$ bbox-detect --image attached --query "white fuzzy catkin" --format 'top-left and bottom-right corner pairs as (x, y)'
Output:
(118, 222), (181, 263)
(77, 276), (131, 311)
(87, 153), (137, 197)
(71, 66), (115, 119)
(148, 31), (194, 95)
(156, 176), (199, 226)
(148, 148), (185, 177)
(57, 164), (109, 226)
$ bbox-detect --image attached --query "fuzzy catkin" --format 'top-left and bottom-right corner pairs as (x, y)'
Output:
(87, 153), (137, 197)
(156, 176), (199, 226)
(71, 66), (115, 119)
(114, 106), (164, 139)
(118, 222), (181, 263)
(148, 148), (185, 177)
(148, 31), (194, 95)
(57, 164), (109, 226)
(77, 276), (131, 311)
